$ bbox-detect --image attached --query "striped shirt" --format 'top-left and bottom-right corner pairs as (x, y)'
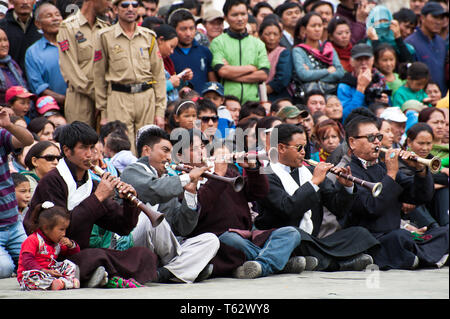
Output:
(0, 128), (18, 226)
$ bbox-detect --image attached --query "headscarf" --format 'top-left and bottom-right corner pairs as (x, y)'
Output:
(366, 5), (415, 56)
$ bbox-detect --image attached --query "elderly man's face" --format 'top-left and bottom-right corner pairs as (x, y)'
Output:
(12, 0), (36, 17)
(388, 121), (406, 144)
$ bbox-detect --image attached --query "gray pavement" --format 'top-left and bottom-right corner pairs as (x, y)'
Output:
(0, 267), (448, 299)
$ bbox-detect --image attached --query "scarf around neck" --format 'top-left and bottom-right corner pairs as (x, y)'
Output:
(0, 55), (26, 90)
(297, 41), (334, 66)
(267, 46), (286, 83)
(270, 162), (314, 234)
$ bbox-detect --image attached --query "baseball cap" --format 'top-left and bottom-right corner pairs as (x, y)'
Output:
(276, 106), (308, 120)
(380, 107), (407, 123)
(0, 1), (8, 16)
(36, 96), (60, 115)
(351, 43), (374, 59)
(421, 2), (447, 16)
(203, 9), (224, 22)
(400, 100), (426, 113)
(201, 82), (225, 97)
(5, 86), (37, 104)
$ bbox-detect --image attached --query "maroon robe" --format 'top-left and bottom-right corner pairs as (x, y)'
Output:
(24, 159), (157, 284)
(189, 166), (274, 277)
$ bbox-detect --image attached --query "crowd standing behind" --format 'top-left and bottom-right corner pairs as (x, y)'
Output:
(0, 0), (448, 290)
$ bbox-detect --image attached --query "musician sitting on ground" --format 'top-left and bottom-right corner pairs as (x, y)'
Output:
(120, 125), (220, 283)
(255, 124), (380, 272)
(345, 115), (449, 270)
(25, 121), (158, 288)
(178, 129), (307, 279)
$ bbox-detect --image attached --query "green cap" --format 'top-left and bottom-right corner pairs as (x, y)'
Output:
(276, 106), (308, 120)
(401, 100), (426, 113)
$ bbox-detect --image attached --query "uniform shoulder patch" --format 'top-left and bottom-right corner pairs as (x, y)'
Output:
(94, 50), (103, 62)
(58, 40), (69, 52)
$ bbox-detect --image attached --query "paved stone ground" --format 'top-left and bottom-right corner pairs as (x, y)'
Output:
(0, 267), (447, 299)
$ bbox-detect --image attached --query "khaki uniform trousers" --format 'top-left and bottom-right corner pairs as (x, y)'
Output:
(64, 86), (96, 129)
(106, 87), (156, 155)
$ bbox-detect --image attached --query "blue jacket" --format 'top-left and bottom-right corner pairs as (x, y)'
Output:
(405, 27), (448, 94)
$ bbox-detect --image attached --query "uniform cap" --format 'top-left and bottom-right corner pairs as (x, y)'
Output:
(201, 82), (225, 97)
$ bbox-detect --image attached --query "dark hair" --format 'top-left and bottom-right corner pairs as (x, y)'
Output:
(99, 120), (128, 145)
(239, 101), (266, 121)
(305, 89), (326, 104)
(27, 117), (55, 138)
(393, 8), (418, 25)
(236, 117), (258, 151)
(224, 95), (241, 104)
(398, 61), (430, 81)
(406, 122), (435, 146)
(418, 107), (446, 123)
(344, 115), (378, 146)
(223, 0), (248, 16)
(170, 127), (209, 156)
(197, 98), (218, 115)
(11, 172), (29, 187)
(310, 1), (334, 15)
(256, 116), (281, 144)
(136, 126), (171, 158)
(368, 101), (389, 116)
(153, 24), (178, 40)
(275, 2), (302, 17)
(274, 123), (305, 145)
(270, 97), (293, 114)
(56, 121), (98, 154)
(169, 99), (198, 128)
(24, 141), (59, 170)
(327, 15), (350, 36)
(259, 18), (282, 37)
(294, 11), (322, 44)
(373, 42), (398, 69)
(303, 0), (319, 12)
(343, 107), (377, 127)
(253, 1), (274, 17)
(28, 203), (70, 235)
(141, 16), (165, 30)
(168, 8), (195, 28)
(106, 131), (131, 154)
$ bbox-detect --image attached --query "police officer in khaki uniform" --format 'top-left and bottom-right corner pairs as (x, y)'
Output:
(94, 0), (166, 154)
(57, 0), (110, 128)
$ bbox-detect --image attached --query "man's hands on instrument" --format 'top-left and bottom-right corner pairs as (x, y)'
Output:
(384, 148), (399, 180)
(94, 172), (136, 202)
(334, 166), (354, 188)
(399, 149), (426, 173)
(311, 162), (334, 186)
(183, 166), (211, 193)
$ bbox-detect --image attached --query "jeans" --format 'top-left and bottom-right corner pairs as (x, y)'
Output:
(0, 220), (27, 278)
(219, 226), (301, 277)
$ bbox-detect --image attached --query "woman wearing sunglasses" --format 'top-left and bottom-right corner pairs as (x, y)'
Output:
(22, 141), (61, 198)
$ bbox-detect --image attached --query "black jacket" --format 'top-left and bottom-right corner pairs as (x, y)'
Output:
(0, 9), (42, 71)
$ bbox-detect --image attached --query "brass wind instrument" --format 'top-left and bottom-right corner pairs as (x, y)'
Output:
(376, 147), (441, 173)
(165, 163), (245, 192)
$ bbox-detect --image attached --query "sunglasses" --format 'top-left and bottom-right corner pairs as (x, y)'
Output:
(37, 155), (62, 162)
(120, 1), (139, 9)
(353, 134), (384, 143)
(200, 116), (219, 123)
(283, 143), (304, 153)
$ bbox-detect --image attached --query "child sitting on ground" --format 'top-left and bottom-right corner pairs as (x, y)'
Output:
(17, 201), (80, 290)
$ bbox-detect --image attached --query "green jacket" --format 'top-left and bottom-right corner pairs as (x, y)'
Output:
(210, 29), (270, 104)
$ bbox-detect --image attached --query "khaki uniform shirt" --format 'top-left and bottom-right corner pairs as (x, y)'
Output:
(57, 10), (109, 100)
(94, 22), (166, 118)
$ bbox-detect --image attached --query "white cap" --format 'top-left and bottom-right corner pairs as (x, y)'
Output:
(380, 107), (407, 123)
(0, 1), (8, 15)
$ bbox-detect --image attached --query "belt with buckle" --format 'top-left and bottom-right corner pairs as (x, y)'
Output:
(111, 82), (153, 93)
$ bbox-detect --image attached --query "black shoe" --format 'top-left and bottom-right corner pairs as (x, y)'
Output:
(195, 264), (214, 282)
(338, 254), (374, 271)
(155, 267), (174, 283)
